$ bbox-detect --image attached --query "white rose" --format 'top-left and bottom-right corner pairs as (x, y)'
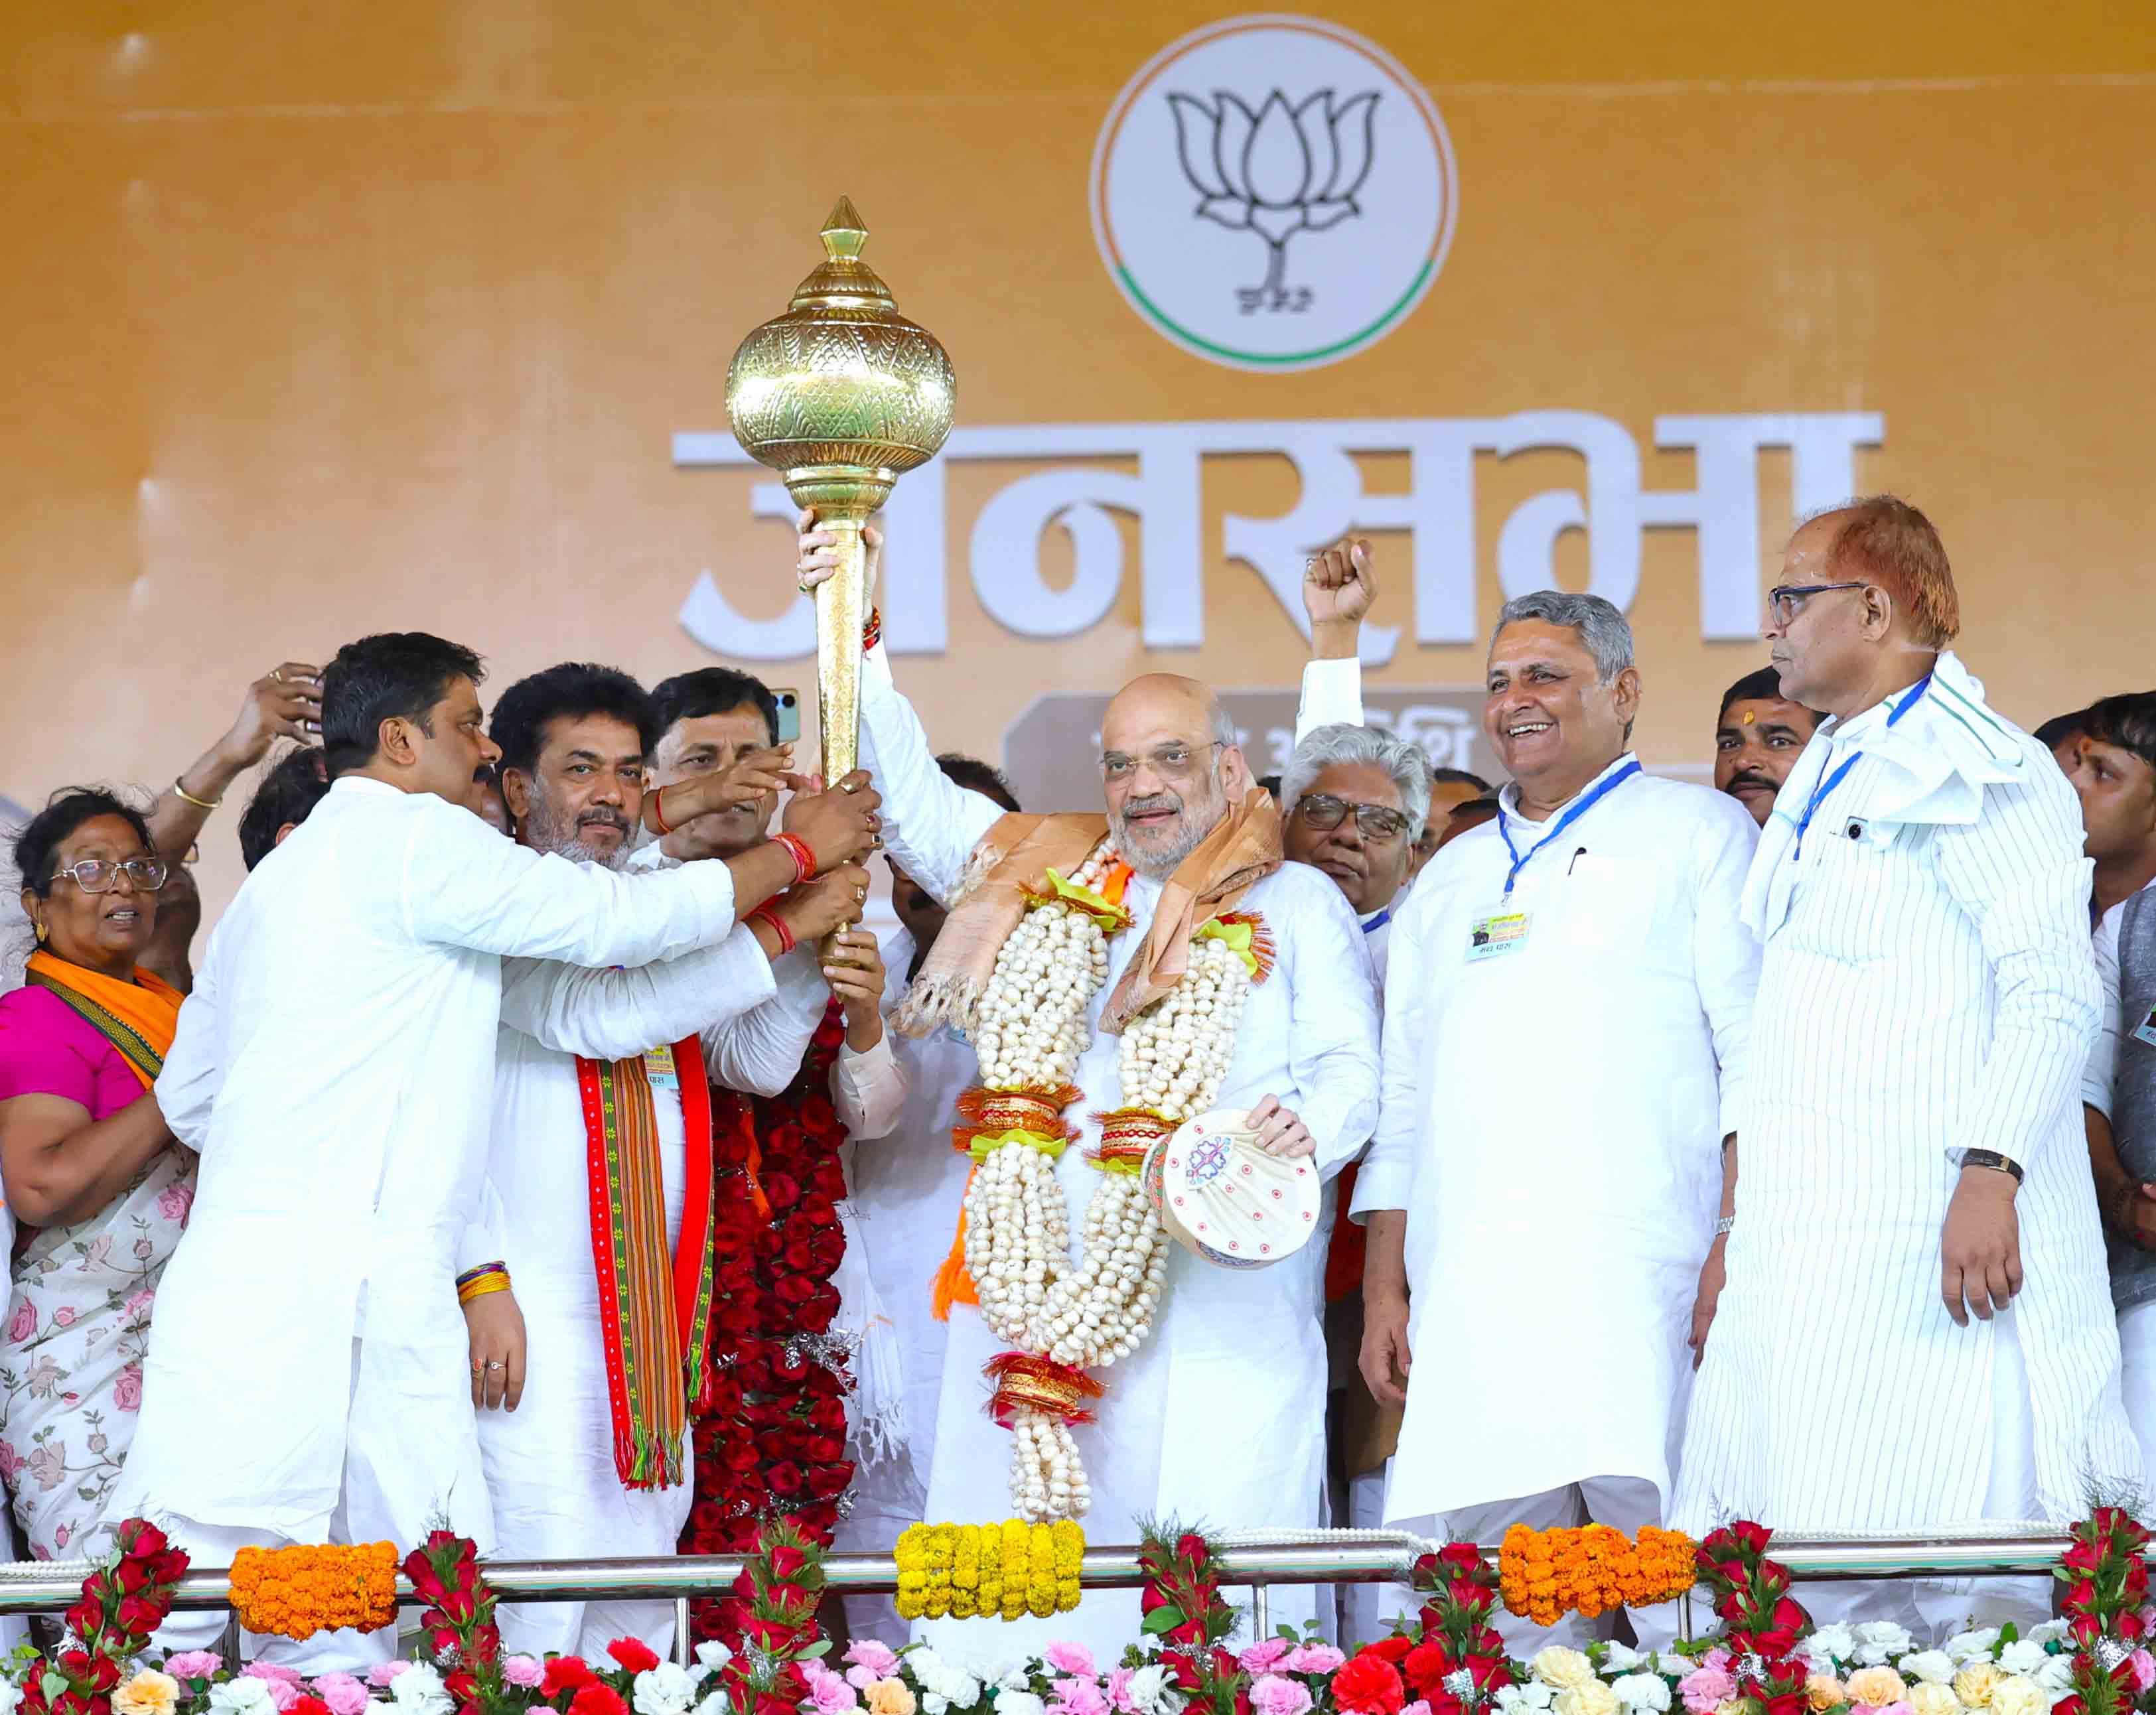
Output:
(1125, 1668), (1179, 1715)
(690, 1696), (730, 1715)
(925, 1701), (950, 1715)
(1554, 1683), (1620, 1715)
(1905, 1653), (1959, 1686)
(2026, 1622), (2070, 1648)
(1989, 1677), (2048, 1715)
(999, 1694), (1047, 1715)
(1908, 1681), (1962, 1715)
(1611, 1675), (1672, 1713)
(1856, 1623), (1917, 1667)
(2032, 1660), (2074, 1696)
(635, 1664), (698, 1715)
(1500, 1687), (1560, 1715)
(1536, 1650), (1598, 1694)
(208, 1686), (277, 1715)
(1947, 1632), (2003, 1666)
(1997, 1645), (2047, 1678)
(392, 1665), (453, 1715)
(1603, 1646), (1645, 1675)
(1809, 1625), (1859, 1665)
(696, 1643), (735, 1676)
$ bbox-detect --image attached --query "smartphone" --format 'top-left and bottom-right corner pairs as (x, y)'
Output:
(774, 688), (802, 745)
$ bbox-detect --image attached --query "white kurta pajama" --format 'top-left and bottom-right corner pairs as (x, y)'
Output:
(1354, 754), (1758, 1647)
(837, 927), (984, 1648)
(1676, 652), (2141, 1634)
(114, 778), (747, 1665)
(472, 929), (905, 1661)
(855, 647), (1382, 1664)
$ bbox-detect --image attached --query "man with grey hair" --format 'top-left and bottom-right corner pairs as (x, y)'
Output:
(1352, 588), (1760, 1651)
(1282, 722), (1433, 983)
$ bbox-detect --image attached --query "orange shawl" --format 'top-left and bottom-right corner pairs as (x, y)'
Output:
(23, 951), (182, 1089)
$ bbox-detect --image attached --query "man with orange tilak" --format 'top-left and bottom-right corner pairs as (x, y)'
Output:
(800, 512), (1380, 1659)
(1713, 666), (1823, 828)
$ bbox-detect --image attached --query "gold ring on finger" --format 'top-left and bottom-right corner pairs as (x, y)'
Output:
(271, 668), (285, 683)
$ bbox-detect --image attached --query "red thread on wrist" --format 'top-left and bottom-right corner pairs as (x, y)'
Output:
(650, 786), (676, 837)
(750, 902), (796, 957)
(772, 831), (816, 883)
(862, 606), (883, 655)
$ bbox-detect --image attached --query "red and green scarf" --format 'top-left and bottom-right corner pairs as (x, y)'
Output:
(576, 1036), (721, 1491)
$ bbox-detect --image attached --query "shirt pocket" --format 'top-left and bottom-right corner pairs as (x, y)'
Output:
(1549, 853), (1664, 965)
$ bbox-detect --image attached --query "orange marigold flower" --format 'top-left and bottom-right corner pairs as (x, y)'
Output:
(230, 1543), (400, 1641)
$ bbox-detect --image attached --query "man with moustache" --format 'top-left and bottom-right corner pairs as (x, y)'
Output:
(1355, 591), (1758, 1651)
(1678, 498), (2139, 1633)
(1713, 665), (1822, 827)
(800, 514), (1380, 1656)
(459, 663), (876, 1659)
(120, 633), (882, 1668)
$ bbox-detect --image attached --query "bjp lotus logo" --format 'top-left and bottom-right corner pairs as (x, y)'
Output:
(1092, 17), (1457, 372)
(1167, 88), (1380, 309)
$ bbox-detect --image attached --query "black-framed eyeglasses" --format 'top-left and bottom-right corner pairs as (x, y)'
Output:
(50, 857), (168, 894)
(1294, 793), (1411, 843)
(1766, 581), (1867, 626)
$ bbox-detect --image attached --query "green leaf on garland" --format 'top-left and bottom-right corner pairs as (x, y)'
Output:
(1142, 1605), (1186, 1635)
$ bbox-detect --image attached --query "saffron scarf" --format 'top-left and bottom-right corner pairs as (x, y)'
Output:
(23, 951), (182, 1089)
(576, 1035), (721, 1491)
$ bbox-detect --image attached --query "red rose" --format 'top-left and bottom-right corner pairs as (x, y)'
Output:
(62, 1597), (101, 1637)
(760, 1172), (800, 1210)
(569, 1687), (630, 1715)
(767, 1462), (806, 1497)
(772, 1275), (819, 1306)
(150, 1548), (191, 1586)
(121, 1520), (170, 1558)
(541, 1657), (597, 1696)
(444, 1674), (479, 1704)
(766, 1543), (808, 1580)
(1437, 1543), (1484, 1574)
(1176, 1533), (1211, 1566)
(1333, 1655), (1407, 1715)
(741, 1617), (794, 1650)
(1468, 1654), (1511, 1691)
(721, 1439), (759, 1474)
(1731, 1521), (1772, 1554)
(115, 1593), (168, 1635)
(608, 1638), (662, 1675)
(291, 1700), (333, 1715)
(1403, 1640), (1455, 1697)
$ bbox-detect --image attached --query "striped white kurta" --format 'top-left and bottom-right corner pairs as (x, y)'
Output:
(1675, 652), (2141, 1533)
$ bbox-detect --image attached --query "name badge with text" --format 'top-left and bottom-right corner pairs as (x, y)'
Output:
(642, 1044), (680, 1089)
(1467, 911), (1532, 963)
(2133, 1006), (2156, 1051)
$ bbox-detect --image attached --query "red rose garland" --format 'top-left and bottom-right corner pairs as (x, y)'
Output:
(682, 998), (857, 1649)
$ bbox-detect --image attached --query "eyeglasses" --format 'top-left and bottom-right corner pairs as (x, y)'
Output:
(1294, 793), (1411, 843)
(50, 857), (168, 894)
(1100, 740), (1224, 784)
(1766, 582), (1868, 626)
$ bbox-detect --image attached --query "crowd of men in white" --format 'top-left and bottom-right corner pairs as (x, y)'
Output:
(5, 496), (2156, 1670)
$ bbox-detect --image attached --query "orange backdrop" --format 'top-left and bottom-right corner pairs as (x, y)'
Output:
(3, 2), (2153, 918)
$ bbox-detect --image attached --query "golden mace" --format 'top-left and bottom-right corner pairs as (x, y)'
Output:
(725, 198), (956, 788)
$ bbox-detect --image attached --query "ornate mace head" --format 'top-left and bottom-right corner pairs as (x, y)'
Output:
(724, 198), (956, 524)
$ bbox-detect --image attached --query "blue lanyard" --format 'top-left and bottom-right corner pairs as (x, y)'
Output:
(1361, 908), (1391, 937)
(1790, 673), (1932, 862)
(1497, 760), (1641, 897)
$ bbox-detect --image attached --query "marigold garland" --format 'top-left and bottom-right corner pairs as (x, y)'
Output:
(1498, 1523), (1694, 1625)
(228, 1542), (399, 1641)
(894, 1519), (1086, 1622)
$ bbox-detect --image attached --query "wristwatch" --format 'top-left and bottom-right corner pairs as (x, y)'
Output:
(1957, 1148), (2025, 1185)
(1713, 1215), (1735, 1237)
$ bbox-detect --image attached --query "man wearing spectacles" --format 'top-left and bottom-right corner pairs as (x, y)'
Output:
(1280, 726), (1431, 983)
(1678, 496), (2139, 1633)
(1354, 587), (1760, 1651)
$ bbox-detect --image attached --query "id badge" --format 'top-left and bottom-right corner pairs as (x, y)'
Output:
(1467, 910), (1532, 963)
(641, 1044), (680, 1089)
(2133, 1005), (2156, 1051)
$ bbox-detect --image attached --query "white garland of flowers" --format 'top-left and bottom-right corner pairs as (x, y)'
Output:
(962, 840), (1256, 1521)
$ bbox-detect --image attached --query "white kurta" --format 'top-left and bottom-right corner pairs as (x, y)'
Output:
(1676, 652), (2141, 1533)
(857, 646), (1382, 1662)
(1353, 754), (1758, 1524)
(114, 776), (743, 1547)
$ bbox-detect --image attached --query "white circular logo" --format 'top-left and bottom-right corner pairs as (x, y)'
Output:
(1090, 13), (1457, 372)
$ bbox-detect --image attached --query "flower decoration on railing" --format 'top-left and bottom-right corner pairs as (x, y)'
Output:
(1166, 88), (1380, 299)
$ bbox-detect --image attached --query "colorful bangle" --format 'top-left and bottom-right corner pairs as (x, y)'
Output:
(772, 831), (816, 883)
(650, 786), (676, 837)
(862, 606), (883, 655)
(172, 775), (222, 811)
(750, 902), (797, 957)
(456, 1261), (511, 1306)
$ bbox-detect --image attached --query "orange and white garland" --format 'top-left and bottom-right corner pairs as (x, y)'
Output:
(960, 840), (1260, 1521)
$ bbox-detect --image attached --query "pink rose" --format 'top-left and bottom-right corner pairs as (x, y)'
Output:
(845, 1643), (902, 1681)
(804, 1663), (860, 1715)
(113, 1364), (144, 1412)
(1106, 1669), (1136, 1714)
(1045, 1645), (1097, 1679)
(1871, 1703), (1914, 1715)
(1282, 1647), (1346, 1677)
(28, 1443), (68, 1493)
(165, 1653), (222, 1682)
(78, 1235), (111, 1270)
(123, 1288), (155, 1323)
(2130, 1651), (2156, 1696)
(500, 1659), (545, 1692)
(1402, 1705), (1433, 1715)
(1703, 1652), (1732, 1676)
(51, 1521), (68, 1548)
(368, 1663), (413, 1689)
(52, 1308), (76, 1330)
(1250, 1677), (1315, 1715)
(312, 1673), (374, 1715)
(1049, 1680), (1109, 1715)
(0, 1442), (23, 1481)
(1680, 1669), (1737, 1715)
(1240, 1641), (1293, 1677)
(246, 1665), (303, 1690)
(5, 1302), (35, 1344)
(159, 1182), (195, 1224)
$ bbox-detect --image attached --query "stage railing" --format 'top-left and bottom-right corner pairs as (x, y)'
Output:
(0, 1529), (2074, 1665)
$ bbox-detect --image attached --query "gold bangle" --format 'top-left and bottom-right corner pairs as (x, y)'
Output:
(457, 1275), (513, 1305)
(171, 776), (222, 811)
